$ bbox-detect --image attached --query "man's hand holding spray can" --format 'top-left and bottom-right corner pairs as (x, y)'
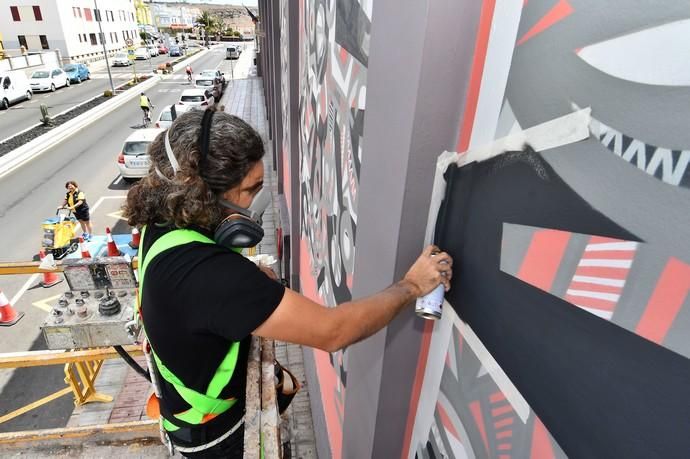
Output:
(403, 245), (453, 320)
(414, 247), (452, 320)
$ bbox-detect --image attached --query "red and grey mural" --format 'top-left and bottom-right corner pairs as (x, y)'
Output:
(409, 1), (690, 458)
(297, 0), (371, 455)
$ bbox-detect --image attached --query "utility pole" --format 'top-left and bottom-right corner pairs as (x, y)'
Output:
(94, 0), (115, 93)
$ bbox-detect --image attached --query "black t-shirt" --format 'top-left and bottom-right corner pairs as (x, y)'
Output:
(140, 224), (285, 443)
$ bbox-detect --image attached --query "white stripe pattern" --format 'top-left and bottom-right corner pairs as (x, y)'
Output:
(584, 241), (638, 251)
(578, 259), (633, 268)
(571, 275), (626, 287)
(567, 289), (620, 302)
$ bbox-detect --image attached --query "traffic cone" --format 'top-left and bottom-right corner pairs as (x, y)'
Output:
(0, 289), (24, 326)
(79, 236), (91, 258)
(106, 227), (121, 257)
(39, 249), (63, 288)
(128, 227), (141, 249)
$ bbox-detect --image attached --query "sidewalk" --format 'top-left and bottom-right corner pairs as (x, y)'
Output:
(63, 73), (317, 457)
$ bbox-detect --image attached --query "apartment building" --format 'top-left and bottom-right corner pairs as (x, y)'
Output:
(1, 1), (139, 62)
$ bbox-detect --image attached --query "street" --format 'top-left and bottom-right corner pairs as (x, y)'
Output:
(0, 52), (178, 142)
(0, 42), (255, 431)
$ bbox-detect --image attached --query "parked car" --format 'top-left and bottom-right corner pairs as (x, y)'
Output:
(116, 128), (164, 181)
(30, 68), (69, 92)
(178, 88), (214, 109)
(199, 69), (225, 86)
(112, 53), (132, 66)
(134, 47), (150, 60)
(157, 44), (169, 54)
(169, 46), (182, 57)
(155, 105), (174, 129)
(194, 73), (223, 100)
(0, 71), (32, 110)
(147, 46), (159, 57)
(226, 46), (240, 59)
(62, 63), (90, 83)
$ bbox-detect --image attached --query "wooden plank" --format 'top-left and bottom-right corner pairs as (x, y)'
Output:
(243, 336), (262, 458)
(0, 420), (157, 445)
(0, 259), (139, 275)
(260, 338), (280, 458)
(0, 346), (142, 369)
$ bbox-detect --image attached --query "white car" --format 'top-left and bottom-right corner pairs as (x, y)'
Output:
(199, 69), (225, 86)
(116, 128), (164, 181)
(0, 71), (32, 110)
(178, 88), (214, 109)
(155, 105), (174, 129)
(30, 68), (69, 92)
(134, 47), (150, 60)
(112, 53), (131, 66)
(147, 46), (159, 57)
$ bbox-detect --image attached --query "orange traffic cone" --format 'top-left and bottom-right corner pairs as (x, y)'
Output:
(106, 227), (121, 257)
(128, 227), (141, 249)
(79, 236), (91, 258)
(39, 249), (63, 288)
(0, 289), (24, 326)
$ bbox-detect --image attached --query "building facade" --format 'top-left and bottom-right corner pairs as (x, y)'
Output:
(1, 0), (139, 62)
(148, 3), (200, 33)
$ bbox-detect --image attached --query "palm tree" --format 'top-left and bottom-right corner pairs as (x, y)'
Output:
(196, 11), (221, 36)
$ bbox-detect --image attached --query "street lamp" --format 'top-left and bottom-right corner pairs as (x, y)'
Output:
(94, 0), (115, 94)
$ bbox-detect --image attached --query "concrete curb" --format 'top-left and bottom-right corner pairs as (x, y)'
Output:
(0, 49), (210, 179)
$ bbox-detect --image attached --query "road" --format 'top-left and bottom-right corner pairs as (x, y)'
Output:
(0, 42), (255, 432)
(0, 51), (184, 142)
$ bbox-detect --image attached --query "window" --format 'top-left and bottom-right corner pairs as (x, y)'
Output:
(83, 33), (87, 42)
(33, 5), (42, 20)
(84, 8), (92, 21)
(10, 6), (20, 21)
(78, 34), (82, 43)
(94, 9), (101, 22)
(107, 11), (113, 22)
(39, 35), (49, 49)
(51, 70), (60, 77)
(3, 77), (11, 89)
(17, 35), (27, 49)
(99, 32), (105, 45)
(114, 33), (118, 43)
(89, 33), (97, 45)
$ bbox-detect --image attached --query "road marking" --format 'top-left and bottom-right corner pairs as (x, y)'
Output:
(10, 274), (39, 306)
(91, 195), (126, 212)
(32, 294), (61, 312)
(107, 210), (128, 222)
(113, 175), (123, 185)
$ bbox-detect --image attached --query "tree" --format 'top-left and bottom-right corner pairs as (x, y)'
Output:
(196, 11), (221, 35)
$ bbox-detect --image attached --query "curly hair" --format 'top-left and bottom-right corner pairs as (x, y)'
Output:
(124, 109), (265, 230)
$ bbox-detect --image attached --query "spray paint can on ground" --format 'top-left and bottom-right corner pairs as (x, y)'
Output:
(415, 282), (445, 320)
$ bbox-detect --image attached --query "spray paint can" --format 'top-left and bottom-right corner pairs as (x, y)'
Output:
(415, 282), (445, 320)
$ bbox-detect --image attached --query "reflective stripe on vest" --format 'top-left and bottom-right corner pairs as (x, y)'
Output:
(138, 226), (240, 431)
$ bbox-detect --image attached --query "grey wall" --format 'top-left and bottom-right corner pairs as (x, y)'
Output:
(342, 0), (482, 457)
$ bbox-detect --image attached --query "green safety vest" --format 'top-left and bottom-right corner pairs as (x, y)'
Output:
(138, 226), (241, 432)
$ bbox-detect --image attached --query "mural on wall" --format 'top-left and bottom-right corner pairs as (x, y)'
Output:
(280, 0), (291, 211)
(297, 0), (371, 455)
(410, 1), (690, 458)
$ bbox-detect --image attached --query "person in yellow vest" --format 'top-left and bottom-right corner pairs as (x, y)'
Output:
(140, 92), (154, 122)
(59, 180), (92, 240)
(124, 109), (452, 457)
